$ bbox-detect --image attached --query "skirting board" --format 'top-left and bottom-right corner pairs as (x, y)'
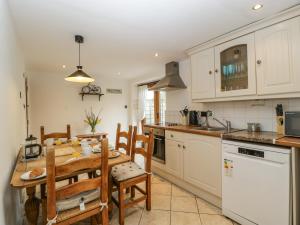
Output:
(152, 165), (222, 208)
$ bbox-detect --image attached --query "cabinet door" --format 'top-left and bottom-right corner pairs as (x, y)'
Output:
(190, 48), (215, 100)
(255, 17), (300, 95)
(183, 135), (221, 197)
(165, 139), (183, 178)
(215, 33), (256, 97)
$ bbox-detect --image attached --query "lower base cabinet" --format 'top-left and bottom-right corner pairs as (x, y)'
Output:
(165, 131), (222, 197)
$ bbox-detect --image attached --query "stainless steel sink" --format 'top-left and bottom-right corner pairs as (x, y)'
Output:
(193, 127), (226, 131)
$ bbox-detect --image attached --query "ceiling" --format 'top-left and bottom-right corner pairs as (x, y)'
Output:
(8, 0), (300, 79)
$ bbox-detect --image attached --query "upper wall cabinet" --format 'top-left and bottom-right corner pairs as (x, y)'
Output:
(191, 48), (215, 100)
(255, 17), (300, 95)
(214, 34), (256, 97)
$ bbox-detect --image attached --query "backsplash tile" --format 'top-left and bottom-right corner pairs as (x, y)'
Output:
(165, 98), (300, 132)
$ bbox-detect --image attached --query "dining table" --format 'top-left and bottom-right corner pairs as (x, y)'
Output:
(10, 142), (131, 225)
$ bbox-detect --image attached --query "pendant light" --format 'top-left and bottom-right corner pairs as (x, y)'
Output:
(65, 35), (95, 83)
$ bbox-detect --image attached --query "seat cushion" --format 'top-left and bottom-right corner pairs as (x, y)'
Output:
(56, 188), (100, 212)
(112, 162), (146, 182)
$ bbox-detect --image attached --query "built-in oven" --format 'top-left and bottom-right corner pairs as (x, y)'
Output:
(144, 126), (165, 164)
(285, 111), (300, 137)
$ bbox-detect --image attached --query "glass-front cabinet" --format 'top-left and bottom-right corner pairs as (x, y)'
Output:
(215, 33), (256, 97)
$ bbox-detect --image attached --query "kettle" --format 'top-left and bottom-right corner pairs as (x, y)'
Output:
(24, 135), (42, 159)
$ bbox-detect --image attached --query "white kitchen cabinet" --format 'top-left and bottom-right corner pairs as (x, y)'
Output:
(191, 48), (216, 100)
(255, 17), (300, 95)
(214, 33), (256, 98)
(165, 138), (183, 178)
(183, 134), (222, 197)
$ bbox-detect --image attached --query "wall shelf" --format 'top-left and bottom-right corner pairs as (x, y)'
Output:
(79, 93), (104, 101)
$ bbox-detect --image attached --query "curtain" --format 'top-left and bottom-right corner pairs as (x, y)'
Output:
(137, 85), (147, 129)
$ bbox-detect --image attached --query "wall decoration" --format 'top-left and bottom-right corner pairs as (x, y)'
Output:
(80, 83), (104, 101)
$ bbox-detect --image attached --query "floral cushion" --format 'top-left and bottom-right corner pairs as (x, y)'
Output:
(111, 162), (146, 182)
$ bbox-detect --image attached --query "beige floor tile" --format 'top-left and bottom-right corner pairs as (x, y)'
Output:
(152, 183), (172, 196)
(172, 185), (194, 197)
(110, 207), (143, 225)
(140, 209), (171, 225)
(200, 214), (233, 225)
(171, 196), (198, 213)
(196, 198), (221, 215)
(171, 211), (202, 225)
(152, 194), (171, 210)
(152, 174), (169, 184)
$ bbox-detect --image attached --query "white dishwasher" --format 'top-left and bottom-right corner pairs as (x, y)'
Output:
(222, 140), (291, 225)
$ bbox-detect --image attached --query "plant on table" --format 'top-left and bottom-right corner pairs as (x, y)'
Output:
(84, 107), (101, 134)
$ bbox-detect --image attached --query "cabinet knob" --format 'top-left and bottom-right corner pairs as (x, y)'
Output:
(183, 145), (186, 149)
(209, 70), (212, 75)
(215, 69), (218, 73)
(257, 59), (262, 65)
(171, 134), (174, 138)
(178, 144), (181, 148)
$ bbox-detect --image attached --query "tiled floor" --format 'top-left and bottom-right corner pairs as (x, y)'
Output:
(24, 174), (239, 225)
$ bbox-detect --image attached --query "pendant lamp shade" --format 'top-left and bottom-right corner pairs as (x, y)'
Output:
(65, 35), (95, 83)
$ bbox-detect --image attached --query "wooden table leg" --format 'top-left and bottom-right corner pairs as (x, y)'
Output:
(25, 186), (40, 225)
(108, 168), (113, 219)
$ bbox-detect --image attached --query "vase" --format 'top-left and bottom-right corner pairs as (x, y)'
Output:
(91, 127), (96, 134)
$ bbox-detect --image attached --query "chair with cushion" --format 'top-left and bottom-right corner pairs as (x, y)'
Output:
(115, 123), (133, 156)
(45, 138), (109, 225)
(111, 126), (154, 225)
(40, 124), (71, 146)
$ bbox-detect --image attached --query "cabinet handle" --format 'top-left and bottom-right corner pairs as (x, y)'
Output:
(183, 145), (186, 149)
(178, 144), (181, 148)
(215, 69), (218, 73)
(257, 59), (262, 65)
(171, 134), (174, 138)
(209, 70), (212, 75)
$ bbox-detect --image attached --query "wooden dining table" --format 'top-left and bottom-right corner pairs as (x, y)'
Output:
(10, 143), (131, 225)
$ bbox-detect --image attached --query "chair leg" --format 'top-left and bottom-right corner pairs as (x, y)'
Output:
(126, 188), (130, 194)
(40, 184), (47, 225)
(101, 204), (109, 225)
(130, 186), (135, 199)
(146, 175), (151, 211)
(118, 183), (125, 225)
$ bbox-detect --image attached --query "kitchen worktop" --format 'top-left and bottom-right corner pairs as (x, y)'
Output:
(222, 130), (284, 145)
(144, 124), (228, 138)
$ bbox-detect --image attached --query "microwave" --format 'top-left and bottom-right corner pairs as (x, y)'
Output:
(285, 111), (300, 137)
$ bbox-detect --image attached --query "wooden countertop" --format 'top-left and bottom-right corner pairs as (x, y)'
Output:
(275, 137), (300, 148)
(145, 124), (300, 148)
(144, 124), (225, 137)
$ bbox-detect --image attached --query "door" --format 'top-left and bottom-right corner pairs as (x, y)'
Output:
(255, 17), (300, 95)
(165, 139), (183, 178)
(183, 134), (221, 197)
(222, 143), (291, 225)
(190, 48), (215, 100)
(215, 33), (256, 97)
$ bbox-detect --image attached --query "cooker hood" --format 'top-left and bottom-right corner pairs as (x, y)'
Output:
(150, 61), (187, 91)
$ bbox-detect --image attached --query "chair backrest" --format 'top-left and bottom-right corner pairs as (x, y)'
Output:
(40, 124), (71, 145)
(141, 118), (146, 134)
(131, 126), (154, 173)
(115, 123), (133, 156)
(46, 138), (109, 220)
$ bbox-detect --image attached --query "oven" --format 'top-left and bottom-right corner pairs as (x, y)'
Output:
(144, 126), (165, 164)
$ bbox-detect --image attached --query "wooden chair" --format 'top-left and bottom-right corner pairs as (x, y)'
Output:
(141, 118), (146, 134)
(111, 126), (154, 225)
(40, 124), (71, 146)
(115, 123), (133, 156)
(45, 138), (109, 225)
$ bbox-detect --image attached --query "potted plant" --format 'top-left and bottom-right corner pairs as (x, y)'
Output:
(84, 107), (101, 134)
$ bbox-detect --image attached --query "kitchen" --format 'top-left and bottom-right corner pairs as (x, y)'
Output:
(2, 1), (300, 225)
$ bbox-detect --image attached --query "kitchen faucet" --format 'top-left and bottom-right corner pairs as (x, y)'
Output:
(213, 117), (231, 132)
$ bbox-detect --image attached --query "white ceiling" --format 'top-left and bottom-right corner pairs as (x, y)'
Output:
(8, 0), (300, 79)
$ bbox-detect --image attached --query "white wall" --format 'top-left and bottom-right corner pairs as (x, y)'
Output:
(0, 0), (26, 224)
(28, 72), (129, 145)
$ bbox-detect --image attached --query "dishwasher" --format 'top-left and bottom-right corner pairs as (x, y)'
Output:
(222, 140), (291, 225)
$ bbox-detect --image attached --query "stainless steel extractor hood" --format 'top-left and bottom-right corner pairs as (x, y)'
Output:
(150, 61), (187, 91)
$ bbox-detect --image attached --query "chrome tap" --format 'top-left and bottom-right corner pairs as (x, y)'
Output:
(213, 117), (231, 132)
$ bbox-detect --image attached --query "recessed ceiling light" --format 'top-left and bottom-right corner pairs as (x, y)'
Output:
(62, 65), (66, 69)
(252, 4), (263, 10)
(155, 53), (159, 57)
(117, 72), (121, 75)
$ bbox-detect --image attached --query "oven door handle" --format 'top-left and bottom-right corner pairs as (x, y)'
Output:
(154, 137), (165, 141)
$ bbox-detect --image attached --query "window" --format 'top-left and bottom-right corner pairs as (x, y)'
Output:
(141, 83), (166, 124)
